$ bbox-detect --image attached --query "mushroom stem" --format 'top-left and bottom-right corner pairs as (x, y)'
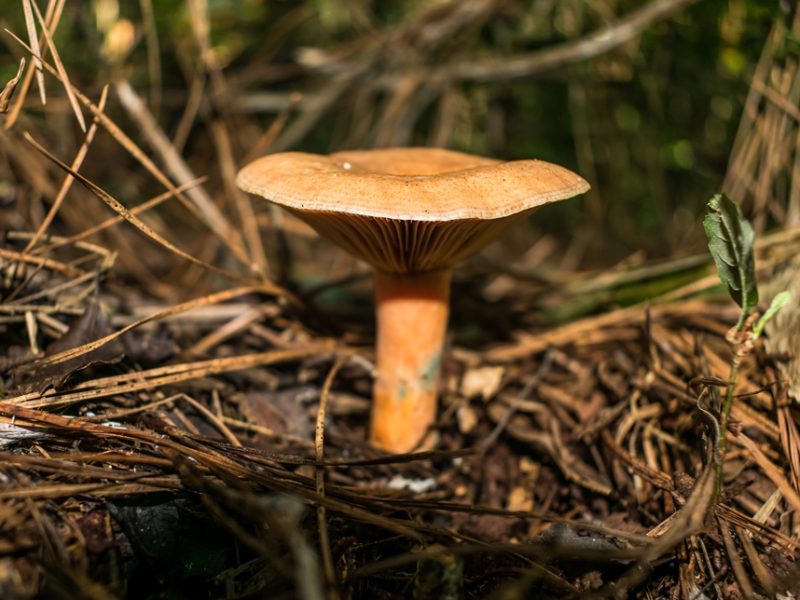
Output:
(370, 269), (452, 453)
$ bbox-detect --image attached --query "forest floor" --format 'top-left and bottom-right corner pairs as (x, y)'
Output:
(2, 2), (800, 598)
(2, 222), (800, 598)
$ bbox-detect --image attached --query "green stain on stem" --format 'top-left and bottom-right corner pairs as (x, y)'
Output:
(420, 352), (442, 391)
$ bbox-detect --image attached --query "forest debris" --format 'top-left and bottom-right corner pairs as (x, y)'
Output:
(412, 545), (463, 600)
(461, 365), (504, 400)
(0, 2), (798, 597)
(109, 496), (232, 584)
(0, 421), (44, 447)
(20, 0), (45, 105)
(388, 475), (436, 494)
(534, 523), (627, 559)
(240, 389), (313, 439)
(456, 403), (478, 434)
(10, 302), (124, 394)
(0, 58), (24, 113)
(488, 401), (612, 495)
(506, 485), (534, 512)
(121, 327), (178, 365)
(763, 255), (800, 401)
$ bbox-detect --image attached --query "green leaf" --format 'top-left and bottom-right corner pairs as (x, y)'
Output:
(752, 291), (791, 340)
(703, 194), (758, 328)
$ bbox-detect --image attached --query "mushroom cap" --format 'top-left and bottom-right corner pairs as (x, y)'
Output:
(237, 147), (589, 273)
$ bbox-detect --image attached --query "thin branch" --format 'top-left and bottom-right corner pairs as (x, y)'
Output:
(315, 357), (346, 599)
(115, 80), (252, 271)
(24, 85), (107, 253)
(20, 0), (45, 103)
(400, 0), (700, 83)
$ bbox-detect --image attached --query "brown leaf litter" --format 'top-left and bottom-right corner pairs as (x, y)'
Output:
(1, 228), (800, 599)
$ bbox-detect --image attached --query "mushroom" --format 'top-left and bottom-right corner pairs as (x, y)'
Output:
(237, 147), (589, 453)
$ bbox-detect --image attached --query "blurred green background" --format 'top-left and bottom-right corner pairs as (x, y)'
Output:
(0, 0), (793, 292)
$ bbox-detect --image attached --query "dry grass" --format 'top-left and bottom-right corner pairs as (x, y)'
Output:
(1, 1), (799, 598)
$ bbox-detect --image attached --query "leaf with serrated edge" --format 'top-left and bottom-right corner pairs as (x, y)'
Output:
(703, 194), (758, 328)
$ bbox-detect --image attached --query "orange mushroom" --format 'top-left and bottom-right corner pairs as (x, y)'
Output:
(237, 148), (588, 453)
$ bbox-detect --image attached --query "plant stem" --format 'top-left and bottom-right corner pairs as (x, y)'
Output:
(714, 348), (741, 499)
